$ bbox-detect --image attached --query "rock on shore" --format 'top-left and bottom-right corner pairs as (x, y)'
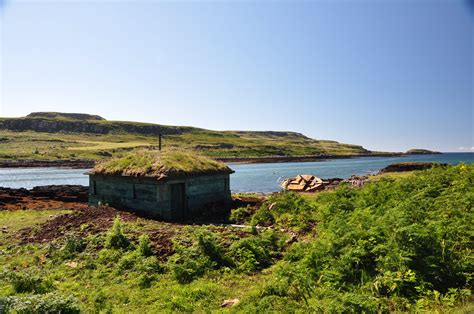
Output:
(0, 185), (89, 209)
(380, 162), (444, 173)
(0, 159), (95, 169)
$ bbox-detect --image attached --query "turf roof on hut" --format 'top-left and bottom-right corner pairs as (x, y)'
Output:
(90, 150), (234, 180)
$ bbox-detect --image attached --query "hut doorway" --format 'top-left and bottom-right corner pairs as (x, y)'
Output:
(170, 183), (186, 220)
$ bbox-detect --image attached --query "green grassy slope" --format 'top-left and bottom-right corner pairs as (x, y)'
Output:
(0, 165), (472, 312)
(0, 113), (381, 161)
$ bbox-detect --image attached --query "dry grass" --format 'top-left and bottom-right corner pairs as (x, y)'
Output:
(69, 140), (152, 151)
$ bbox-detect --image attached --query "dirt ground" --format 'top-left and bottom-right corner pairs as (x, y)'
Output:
(3, 185), (264, 259)
(15, 205), (137, 243)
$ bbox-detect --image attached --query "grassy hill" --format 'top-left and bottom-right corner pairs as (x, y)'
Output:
(0, 113), (384, 161)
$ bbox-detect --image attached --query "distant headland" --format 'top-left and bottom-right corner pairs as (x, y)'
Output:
(0, 112), (440, 166)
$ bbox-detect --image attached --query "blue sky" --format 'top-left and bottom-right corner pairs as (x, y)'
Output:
(0, 0), (472, 152)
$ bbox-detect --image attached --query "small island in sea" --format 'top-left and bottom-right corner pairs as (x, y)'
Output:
(405, 148), (442, 155)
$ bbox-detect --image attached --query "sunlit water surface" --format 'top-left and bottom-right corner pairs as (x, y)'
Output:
(1, 153), (473, 192)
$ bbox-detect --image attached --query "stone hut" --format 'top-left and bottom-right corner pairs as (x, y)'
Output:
(88, 150), (234, 221)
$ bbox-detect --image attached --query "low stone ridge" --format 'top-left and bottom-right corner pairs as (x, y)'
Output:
(0, 116), (188, 135)
(380, 162), (445, 173)
(26, 112), (106, 121)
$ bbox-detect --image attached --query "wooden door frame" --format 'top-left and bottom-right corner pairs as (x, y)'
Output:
(170, 182), (186, 221)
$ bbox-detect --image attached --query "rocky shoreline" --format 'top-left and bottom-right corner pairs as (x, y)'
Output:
(0, 159), (96, 169)
(380, 162), (445, 173)
(0, 151), (440, 169)
(0, 185), (89, 211)
(216, 153), (405, 164)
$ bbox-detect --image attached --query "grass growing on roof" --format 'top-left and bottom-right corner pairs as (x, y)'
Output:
(91, 150), (233, 178)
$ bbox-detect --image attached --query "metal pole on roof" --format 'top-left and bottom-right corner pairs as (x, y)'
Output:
(159, 133), (162, 151)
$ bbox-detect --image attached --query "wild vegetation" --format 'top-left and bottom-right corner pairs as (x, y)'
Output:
(0, 113), (379, 161)
(0, 164), (472, 312)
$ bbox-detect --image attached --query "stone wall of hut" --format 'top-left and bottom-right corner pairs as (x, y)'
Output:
(88, 174), (231, 221)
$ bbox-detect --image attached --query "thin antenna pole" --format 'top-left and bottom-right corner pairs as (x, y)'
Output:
(159, 133), (162, 151)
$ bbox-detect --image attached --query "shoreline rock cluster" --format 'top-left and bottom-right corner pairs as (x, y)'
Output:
(380, 162), (444, 173)
(0, 185), (89, 207)
(0, 159), (95, 169)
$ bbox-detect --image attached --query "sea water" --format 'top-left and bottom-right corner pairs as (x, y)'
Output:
(0, 153), (473, 192)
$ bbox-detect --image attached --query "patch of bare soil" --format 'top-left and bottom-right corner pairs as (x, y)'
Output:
(15, 205), (137, 244)
(13, 205), (181, 258)
(146, 228), (178, 258)
(8, 185), (265, 259)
